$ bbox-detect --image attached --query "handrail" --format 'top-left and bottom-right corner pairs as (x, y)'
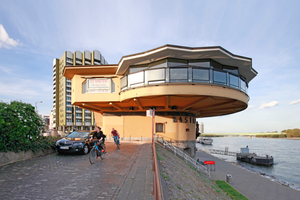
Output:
(156, 137), (210, 178)
(120, 66), (248, 94)
(153, 133), (163, 199)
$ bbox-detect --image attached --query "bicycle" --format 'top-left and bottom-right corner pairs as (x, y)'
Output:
(89, 140), (106, 164)
(113, 136), (120, 149)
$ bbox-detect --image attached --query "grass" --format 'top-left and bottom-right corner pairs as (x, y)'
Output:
(215, 180), (248, 200)
(157, 151), (162, 161)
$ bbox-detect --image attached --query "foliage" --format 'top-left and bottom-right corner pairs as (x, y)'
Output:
(256, 134), (287, 138)
(281, 129), (300, 137)
(215, 180), (248, 200)
(0, 101), (47, 152)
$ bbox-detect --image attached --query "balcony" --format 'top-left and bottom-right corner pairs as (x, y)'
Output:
(76, 122), (82, 126)
(76, 116), (82, 119)
(85, 122), (91, 126)
(66, 122), (73, 126)
(85, 116), (91, 119)
(120, 66), (248, 94)
(75, 109), (82, 113)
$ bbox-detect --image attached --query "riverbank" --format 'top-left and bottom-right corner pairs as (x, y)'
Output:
(196, 150), (300, 199)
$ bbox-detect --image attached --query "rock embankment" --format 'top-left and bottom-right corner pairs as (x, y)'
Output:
(156, 144), (229, 200)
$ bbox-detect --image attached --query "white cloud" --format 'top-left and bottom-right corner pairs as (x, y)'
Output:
(0, 78), (52, 99)
(290, 99), (300, 105)
(259, 101), (279, 109)
(0, 24), (20, 49)
(247, 105), (254, 109)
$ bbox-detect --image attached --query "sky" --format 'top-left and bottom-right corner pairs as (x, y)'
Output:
(0, 0), (299, 133)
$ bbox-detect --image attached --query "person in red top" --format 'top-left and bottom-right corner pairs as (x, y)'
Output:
(111, 128), (120, 146)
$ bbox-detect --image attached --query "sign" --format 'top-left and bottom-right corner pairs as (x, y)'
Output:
(204, 161), (215, 165)
(88, 78), (111, 93)
(173, 116), (195, 124)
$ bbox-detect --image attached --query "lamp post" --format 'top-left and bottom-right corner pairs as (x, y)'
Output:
(35, 101), (42, 113)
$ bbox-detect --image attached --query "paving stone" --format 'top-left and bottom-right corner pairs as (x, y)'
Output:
(0, 142), (154, 200)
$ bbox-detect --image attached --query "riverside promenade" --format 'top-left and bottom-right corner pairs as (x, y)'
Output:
(196, 150), (300, 200)
(0, 141), (153, 200)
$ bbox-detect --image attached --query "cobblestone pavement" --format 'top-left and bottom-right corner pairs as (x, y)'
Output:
(0, 142), (154, 200)
(156, 144), (229, 200)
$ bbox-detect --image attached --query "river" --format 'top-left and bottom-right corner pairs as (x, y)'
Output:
(196, 137), (300, 191)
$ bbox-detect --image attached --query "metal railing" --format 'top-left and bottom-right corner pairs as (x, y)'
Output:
(152, 134), (163, 200)
(120, 66), (248, 94)
(156, 137), (210, 178)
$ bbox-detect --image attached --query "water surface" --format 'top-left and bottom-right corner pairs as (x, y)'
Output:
(196, 137), (300, 190)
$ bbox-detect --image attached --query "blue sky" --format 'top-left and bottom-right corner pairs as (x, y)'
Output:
(0, 0), (299, 133)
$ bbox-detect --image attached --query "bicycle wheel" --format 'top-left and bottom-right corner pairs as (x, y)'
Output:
(89, 147), (97, 164)
(100, 145), (106, 159)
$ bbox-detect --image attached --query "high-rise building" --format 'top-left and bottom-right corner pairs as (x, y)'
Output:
(52, 50), (108, 135)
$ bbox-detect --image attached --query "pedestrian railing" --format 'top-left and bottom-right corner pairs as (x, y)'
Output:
(156, 137), (210, 178)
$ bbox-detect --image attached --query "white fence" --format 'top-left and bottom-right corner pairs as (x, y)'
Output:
(156, 137), (210, 178)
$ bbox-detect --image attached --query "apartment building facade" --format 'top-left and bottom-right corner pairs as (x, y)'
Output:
(52, 50), (108, 134)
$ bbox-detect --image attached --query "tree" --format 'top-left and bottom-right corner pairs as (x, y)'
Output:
(0, 101), (45, 152)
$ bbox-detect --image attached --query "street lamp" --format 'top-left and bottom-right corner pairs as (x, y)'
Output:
(35, 101), (42, 113)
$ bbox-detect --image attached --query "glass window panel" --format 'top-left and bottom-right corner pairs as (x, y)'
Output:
(120, 76), (128, 89)
(147, 68), (165, 82)
(223, 66), (239, 75)
(213, 71), (226, 84)
(170, 68), (188, 81)
(241, 80), (247, 91)
(149, 59), (167, 69)
(210, 60), (222, 70)
(229, 74), (239, 88)
(168, 58), (188, 67)
(189, 61), (210, 68)
(128, 71), (144, 86)
(129, 65), (148, 73)
(156, 123), (164, 132)
(193, 68), (209, 81)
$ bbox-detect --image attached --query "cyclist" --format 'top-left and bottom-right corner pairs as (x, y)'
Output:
(111, 128), (120, 146)
(91, 126), (106, 152)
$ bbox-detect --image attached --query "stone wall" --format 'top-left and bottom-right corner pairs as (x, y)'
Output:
(0, 148), (55, 167)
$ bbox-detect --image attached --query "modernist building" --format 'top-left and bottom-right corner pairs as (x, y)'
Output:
(52, 50), (108, 134)
(63, 45), (257, 156)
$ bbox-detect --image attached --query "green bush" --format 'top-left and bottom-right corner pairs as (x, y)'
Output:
(0, 101), (50, 152)
(282, 129), (300, 137)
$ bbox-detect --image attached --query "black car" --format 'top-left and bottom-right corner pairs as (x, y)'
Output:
(55, 131), (93, 154)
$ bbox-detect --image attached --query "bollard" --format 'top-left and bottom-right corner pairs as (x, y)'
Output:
(226, 174), (232, 183)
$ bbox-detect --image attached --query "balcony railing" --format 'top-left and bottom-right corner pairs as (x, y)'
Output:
(120, 66), (248, 94)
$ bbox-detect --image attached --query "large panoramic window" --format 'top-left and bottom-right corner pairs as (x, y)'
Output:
(170, 68), (188, 82)
(213, 70), (227, 85)
(193, 68), (210, 82)
(168, 58), (188, 67)
(121, 58), (248, 94)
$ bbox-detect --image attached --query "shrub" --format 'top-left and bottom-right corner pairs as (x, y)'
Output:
(0, 101), (46, 152)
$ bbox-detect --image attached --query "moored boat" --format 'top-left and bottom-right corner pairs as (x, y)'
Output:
(196, 137), (213, 145)
(236, 147), (274, 166)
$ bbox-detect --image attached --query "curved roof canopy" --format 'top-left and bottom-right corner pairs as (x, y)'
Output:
(116, 44), (257, 83)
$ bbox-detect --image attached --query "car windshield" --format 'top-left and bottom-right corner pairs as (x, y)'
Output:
(66, 131), (89, 139)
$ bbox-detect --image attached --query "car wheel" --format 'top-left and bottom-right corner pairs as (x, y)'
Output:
(82, 144), (89, 155)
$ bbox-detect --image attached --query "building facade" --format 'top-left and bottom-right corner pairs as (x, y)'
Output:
(52, 50), (108, 135)
(63, 45), (257, 156)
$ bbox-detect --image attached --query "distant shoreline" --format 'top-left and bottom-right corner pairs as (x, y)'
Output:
(200, 134), (300, 139)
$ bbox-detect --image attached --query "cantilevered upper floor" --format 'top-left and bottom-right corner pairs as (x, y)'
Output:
(63, 44), (257, 118)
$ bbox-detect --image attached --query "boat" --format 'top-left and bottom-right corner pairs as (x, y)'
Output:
(236, 147), (274, 166)
(196, 137), (213, 145)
